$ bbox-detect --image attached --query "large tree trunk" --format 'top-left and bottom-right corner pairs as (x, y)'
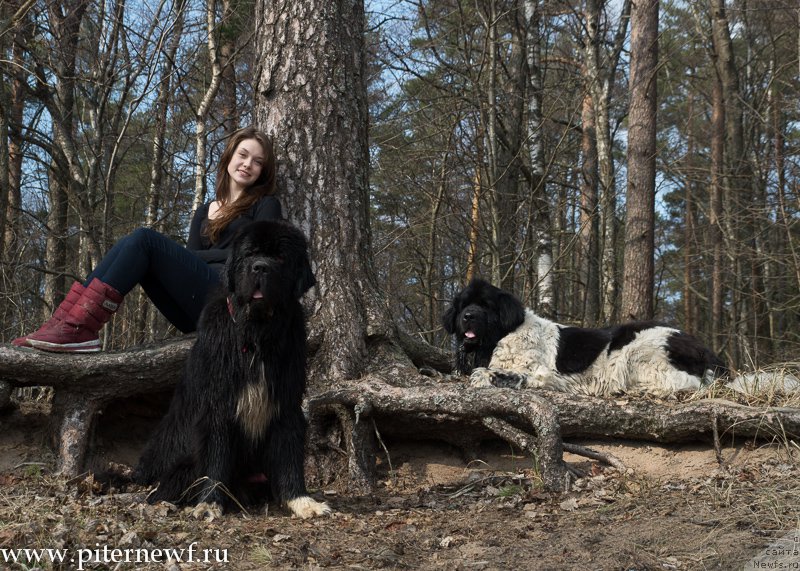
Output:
(621, 0), (658, 321)
(709, 0), (752, 365)
(253, 0), (398, 386)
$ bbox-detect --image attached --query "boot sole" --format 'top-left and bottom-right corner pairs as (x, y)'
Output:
(28, 339), (101, 353)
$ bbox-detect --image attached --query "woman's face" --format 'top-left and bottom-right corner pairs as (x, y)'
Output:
(227, 138), (265, 193)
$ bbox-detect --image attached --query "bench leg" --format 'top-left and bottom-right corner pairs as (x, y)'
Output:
(51, 392), (99, 477)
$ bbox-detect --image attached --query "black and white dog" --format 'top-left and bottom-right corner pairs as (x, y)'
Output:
(135, 221), (330, 518)
(443, 279), (726, 396)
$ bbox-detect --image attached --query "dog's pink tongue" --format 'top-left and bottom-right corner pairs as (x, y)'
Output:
(465, 331), (476, 339)
(252, 289), (264, 300)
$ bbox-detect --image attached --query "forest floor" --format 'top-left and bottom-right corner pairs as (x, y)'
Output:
(1, 397), (800, 570)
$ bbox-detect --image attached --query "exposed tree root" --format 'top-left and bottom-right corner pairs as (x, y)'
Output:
(306, 378), (570, 491)
(2, 343), (800, 487)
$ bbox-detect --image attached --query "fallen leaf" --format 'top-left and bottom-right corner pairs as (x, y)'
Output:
(559, 497), (579, 511)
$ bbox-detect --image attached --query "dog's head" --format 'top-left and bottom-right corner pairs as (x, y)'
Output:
(442, 278), (525, 374)
(224, 220), (315, 321)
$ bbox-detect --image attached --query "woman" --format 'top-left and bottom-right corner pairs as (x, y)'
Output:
(13, 126), (281, 353)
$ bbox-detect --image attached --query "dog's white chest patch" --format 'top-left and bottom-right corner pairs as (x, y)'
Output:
(236, 365), (278, 441)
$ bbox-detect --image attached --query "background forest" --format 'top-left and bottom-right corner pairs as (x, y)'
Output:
(0, 0), (798, 371)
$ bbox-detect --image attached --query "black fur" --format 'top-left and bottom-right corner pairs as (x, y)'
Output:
(134, 220), (316, 511)
(442, 278), (525, 374)
(606, 321), (663, 353)
(555, 326), (611, 374)
(666, 331), (727, 378)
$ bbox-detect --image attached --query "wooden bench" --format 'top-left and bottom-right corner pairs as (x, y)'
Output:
(0, 339), (191, 476)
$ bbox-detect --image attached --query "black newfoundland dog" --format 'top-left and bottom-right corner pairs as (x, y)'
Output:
(135, 220), (330, 518)
(443, 278), (726, 396)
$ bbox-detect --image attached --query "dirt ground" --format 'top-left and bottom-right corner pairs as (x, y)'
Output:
(1, 399), (800, 570)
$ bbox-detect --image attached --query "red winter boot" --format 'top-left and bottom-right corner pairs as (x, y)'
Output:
(27, 278), (123, 353)
(11, 281), (86, 349)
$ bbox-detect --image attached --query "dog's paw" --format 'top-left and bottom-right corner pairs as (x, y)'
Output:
(190, 502), (223, 521)
(469, 368), (527, 389)
(468, 368), (494, 388)
(286, 496), (332, 519)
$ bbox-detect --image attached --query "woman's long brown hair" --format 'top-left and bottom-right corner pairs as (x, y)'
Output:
(206, 126), (277, 244)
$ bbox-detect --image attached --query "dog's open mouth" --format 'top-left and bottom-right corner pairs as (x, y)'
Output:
(252, 289), (264, 300)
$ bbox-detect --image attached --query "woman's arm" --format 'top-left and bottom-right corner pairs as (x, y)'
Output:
(188, 204), (210, 250)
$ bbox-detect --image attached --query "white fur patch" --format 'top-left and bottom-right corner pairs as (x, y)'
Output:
(235, 365), (278, 441)
(477, 310), (705, 397)
(286, 496), (332, 519)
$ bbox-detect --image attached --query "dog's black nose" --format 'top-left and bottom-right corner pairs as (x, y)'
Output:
(252, 260), (269, 273)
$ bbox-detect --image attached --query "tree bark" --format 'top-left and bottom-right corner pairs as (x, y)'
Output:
(253, 0), (395, 386)
(708, 0), (757, 366)
(466, 143), (484, 284)
(138, 0), (187, 343)
(621, 0), (658, 321)
(307, 381), (570, 492)
(3, 44), (24, 263)
(219, 0), (239, 136)
(682, 94), (698, 334)
(424, 154), (448, 343)
(0, 90), (8, 270)
(40, 0), (90, 313)
(579, 90), (600, 325)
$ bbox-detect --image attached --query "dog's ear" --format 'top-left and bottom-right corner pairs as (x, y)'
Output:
(442, 297), (460, 334)
(223, 248), (237, 293)
(495, 290), (525, 334)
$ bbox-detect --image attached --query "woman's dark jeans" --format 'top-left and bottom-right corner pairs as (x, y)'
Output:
(86, 228), (221, 333)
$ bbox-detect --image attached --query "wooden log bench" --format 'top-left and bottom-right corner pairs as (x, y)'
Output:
(0, 340), (572, 491)
(0, 339), (192, 476)
(3, 340), (800, 492)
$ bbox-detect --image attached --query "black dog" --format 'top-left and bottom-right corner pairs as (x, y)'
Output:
(442, 280), (525, 375)
(443, 279), (726, 396)
(135, 220), (330, 518)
